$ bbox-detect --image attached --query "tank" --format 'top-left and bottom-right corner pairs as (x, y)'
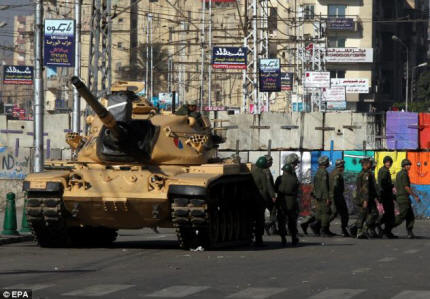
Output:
(23, 77), (257, 249)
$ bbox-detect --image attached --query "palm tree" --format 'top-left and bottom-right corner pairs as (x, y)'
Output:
(117, 42), (169, 96)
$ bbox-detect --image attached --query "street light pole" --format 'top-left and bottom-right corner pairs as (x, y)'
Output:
(34, 0), (44, 172)
(392, 35), (409, 111)
(411, 62), (428, 104)
(72, 0), (81, 133)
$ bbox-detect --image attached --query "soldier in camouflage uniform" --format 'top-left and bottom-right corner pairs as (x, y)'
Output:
(378, 156), (398, 239)
(275, 153), (300, 247)
(175, 100), (204, 127)
(311, 156), (335, 237)
(329, 159), (350, 237)
(354, 157), (379, 239)
(393, 159), (421, 239)
(251, 156), (276, 246)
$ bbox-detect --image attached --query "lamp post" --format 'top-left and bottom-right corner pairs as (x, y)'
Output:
(411, 62), (428, 103)
(392, 35), (409, 111)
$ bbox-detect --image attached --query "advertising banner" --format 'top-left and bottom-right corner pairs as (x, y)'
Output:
(327, 18), (354, 30)
(326, 48), (373, 63)
(331, 78), (369, 94)
(304, 71), (330, 88)
(44, 19), (75, 67)
(259, 58), (281, 92)
(212, 47), (247, 69)
(281, 72), (294, 91)
(203, 106), (227, 111)
(326, 101), (347, 110)
(2, 65), (33, 85)
(323, 86), (346, 102)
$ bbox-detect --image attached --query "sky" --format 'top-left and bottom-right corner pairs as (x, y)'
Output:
(0, 0), (33, 45)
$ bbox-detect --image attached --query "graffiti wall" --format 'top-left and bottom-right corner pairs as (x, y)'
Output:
(0, 146), (30, 179)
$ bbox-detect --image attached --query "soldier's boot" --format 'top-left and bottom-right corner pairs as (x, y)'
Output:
(281, 236), (287, 247)
(310, 221), (321, 236)
(341, 227), (350, 237)
(349, 224), (358, 238)
(356, 229), (369, 239)
(321, 227), (335, 238)
(368, 228), (378, 239)
(407, 229), (416, 239)
(300, 223), (308, 235)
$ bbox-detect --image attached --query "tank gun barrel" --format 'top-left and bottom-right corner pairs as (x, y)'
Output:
(71, 76), (121, 139)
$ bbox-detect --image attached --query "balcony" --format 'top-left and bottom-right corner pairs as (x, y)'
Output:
(326, 16), (361, 32)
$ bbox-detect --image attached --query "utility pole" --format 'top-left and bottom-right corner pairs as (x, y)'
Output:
(179, 21), (186, 105)
(72, 0), (81, 133)
(149, 13), (153, 102)
(34, 0), (44, 173)
(200, 0), (206, 112)
(208, 0), (212, 108)
(145, 14), (149, 97)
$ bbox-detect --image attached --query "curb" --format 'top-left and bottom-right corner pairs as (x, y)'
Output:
(0, 235), (34, 246)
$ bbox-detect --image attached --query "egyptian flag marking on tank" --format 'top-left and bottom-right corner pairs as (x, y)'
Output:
(174, 137), (183, 149)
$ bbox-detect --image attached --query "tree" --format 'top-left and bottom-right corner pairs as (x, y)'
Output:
(116, 43), (169, 97)
(416, 69), (430, 102)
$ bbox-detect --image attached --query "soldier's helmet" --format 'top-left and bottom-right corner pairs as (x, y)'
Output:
(335, 159), (345, 168)
(318, 155), (330, 166)
(285, 153), (300, 165)
(360, 157), (371, 165)
(383, 156), (394, 164)
(186, 99), (198, 106)
(401, 159), (412, 167)
(256, 156), (268, 169)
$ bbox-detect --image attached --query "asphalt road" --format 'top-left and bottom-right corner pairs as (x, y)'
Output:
(1, 221), (430, 299)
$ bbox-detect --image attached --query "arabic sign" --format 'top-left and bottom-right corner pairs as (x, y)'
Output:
(157, 92), (179, 109)
(327, 18), (355, 30)
(203, 106), (227, 111)
(281, 72), (294, 91)
(326, 101), (347, 110)
(212, 47), (247, 69)
(331, 78), (369, 94)
(304, 71), (330, 88)
(3, 65), (33, 85)
(259, 59), (281, 92)
(323, 86), (346, 102)
(326, 48), (373, 63)
(44, 19), (75, 67)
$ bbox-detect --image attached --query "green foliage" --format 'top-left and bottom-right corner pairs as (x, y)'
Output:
(416, 69), (430, 102)
(392, 100), (430, 112)
(116, 43), (169, 95)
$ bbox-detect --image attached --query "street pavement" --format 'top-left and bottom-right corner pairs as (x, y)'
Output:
(1, 221), (430, 299)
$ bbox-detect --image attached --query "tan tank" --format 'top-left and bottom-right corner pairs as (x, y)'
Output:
(23, 76), (257, 249)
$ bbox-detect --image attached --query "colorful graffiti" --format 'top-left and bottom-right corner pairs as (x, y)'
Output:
(0, 147), (30, 179)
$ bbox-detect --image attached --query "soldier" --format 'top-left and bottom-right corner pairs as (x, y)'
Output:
(251, 156), (276, 246)
(275, 153), (300, 247)
(175, 100), (204, 126)
(311, 156), (335, 237)
(354, 157), (379, 239)
(393, 159), (421, 239)
(378, 156), (398, 239)
(329, 159), (350, 237)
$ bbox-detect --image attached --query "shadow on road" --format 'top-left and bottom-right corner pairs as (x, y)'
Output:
(0, 269), (95, 275)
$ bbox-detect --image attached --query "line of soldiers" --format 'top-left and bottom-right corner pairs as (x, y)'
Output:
(251, 154), (421, 247)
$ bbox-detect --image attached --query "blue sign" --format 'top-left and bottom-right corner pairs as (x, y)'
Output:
(3, 65), (33, 85)
(259, 59), (281, 92)
(44, 19), (75, 67)
(212, 47), (247, 69)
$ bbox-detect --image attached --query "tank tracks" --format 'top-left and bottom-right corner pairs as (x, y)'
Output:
(26, 192), (117, 248)
(171, 177), (254, 249)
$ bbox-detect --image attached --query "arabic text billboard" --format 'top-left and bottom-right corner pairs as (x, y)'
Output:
(331, 78), (369, 94)
(304, 72), (330, 88)
(259, 59), (281, 92)
(3, 65), (33, 85)
(44, 19), (75, 67)
(212, 47), (247, 69)
(326, 48), (373, 63)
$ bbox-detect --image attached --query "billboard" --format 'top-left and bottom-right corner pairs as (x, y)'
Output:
(331, 78), (369, 94)
(326, 101), (347, 110)
(326, 48), (373, 63)
(281, 72), (294, 91)
(259, 58), (281, 92)
(327, 18), (355, 31)
(212, 47), (247, 69)
(304, 71), (330, 88)
(323, 86), (346, 102)
(2, 65), (33, 85)
(44, 19), (75, 67)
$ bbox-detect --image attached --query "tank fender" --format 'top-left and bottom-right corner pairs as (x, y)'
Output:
(23, 181), (63, 192)
(168, 185), (206, 197)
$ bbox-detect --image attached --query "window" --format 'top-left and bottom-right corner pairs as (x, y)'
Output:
(328, 5), (346, 17)
(117, 42), (123, 49)
(330, 70), (346, 78)
(268, 7), (277, 32)
(328, 37), (346, 48)
(118, 18), (124, 23)
(304, 5), (315, 20)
